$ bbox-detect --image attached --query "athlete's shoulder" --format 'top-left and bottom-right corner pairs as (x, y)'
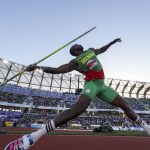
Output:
(85, 48), (96, 54)
(69, 59), (78, 66)
(88, 48), (95, 51)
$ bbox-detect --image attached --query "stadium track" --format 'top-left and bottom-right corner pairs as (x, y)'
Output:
(0, 134), (150, 150)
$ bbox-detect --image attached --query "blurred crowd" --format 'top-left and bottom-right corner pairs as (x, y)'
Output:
(0, 84), (149, 110)
(0, 84), (150, 129)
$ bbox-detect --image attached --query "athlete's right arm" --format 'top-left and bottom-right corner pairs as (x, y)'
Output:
(26, 59), (78, 74)
(93, 38), (122, 55)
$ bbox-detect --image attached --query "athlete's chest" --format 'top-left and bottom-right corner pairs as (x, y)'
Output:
(77, 51), (96, 65)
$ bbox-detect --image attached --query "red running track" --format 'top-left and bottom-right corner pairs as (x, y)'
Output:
(0, 135), (150, 150)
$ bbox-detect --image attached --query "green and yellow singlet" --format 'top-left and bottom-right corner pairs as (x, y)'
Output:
(76, 49), (105, 80)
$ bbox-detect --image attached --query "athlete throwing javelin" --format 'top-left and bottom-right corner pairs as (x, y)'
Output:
(5, 38), (150, 150)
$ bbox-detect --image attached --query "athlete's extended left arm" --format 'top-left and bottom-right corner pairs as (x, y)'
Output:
(94, 38), (122, 55)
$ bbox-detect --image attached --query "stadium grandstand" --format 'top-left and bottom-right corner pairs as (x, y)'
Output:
(0, 57), (150, 130)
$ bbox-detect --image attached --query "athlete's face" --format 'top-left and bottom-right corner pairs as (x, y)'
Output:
(70, 44), (83, 56)
(72, 47), (83, 56)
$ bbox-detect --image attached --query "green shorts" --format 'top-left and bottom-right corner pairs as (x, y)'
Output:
(81, 79), (118, 103)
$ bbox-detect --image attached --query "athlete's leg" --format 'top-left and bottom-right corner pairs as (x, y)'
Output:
(30, 94), (91, 144)
(53, 94), (91, 127)
(98, 85), (150, 136)
(110, 94), (138, 121)
(98, 84), (138, 121)
(110, 94), (150, 135)
(4, 94), (91, 150)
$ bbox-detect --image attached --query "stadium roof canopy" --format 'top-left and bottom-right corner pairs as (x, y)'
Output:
(0, 58), (150, 99)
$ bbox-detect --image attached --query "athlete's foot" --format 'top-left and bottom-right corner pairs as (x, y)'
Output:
(4, 134), (34, 150)
(141, 121), (150, 136)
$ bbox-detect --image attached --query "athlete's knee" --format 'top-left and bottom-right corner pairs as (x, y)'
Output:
(72, 94), (91, 115)
(72, 104), (87, 115)
(111, 95), (130, 110)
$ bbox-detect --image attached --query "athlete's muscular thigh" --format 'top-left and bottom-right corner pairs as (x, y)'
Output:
(110, 94), (130, 109)
(73, 94), (91, 112)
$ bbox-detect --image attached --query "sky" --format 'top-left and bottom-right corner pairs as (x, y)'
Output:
(0, 0), (150, 82)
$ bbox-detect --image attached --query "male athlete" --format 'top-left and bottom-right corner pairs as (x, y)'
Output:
(5, 38), (150, 150)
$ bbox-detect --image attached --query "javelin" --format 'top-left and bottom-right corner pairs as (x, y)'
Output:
(0, 26), (96, 86)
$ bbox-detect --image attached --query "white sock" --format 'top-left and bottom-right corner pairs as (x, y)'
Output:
(139, 120), (149, 130)
(134, 116), (149, 130)
(30, 120), (56, 143)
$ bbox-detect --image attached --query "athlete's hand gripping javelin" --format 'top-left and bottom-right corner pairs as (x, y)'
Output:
(25, 64), (38, 72)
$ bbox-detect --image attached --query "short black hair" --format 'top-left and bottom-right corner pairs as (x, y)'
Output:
(70, 44), (83, 56)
